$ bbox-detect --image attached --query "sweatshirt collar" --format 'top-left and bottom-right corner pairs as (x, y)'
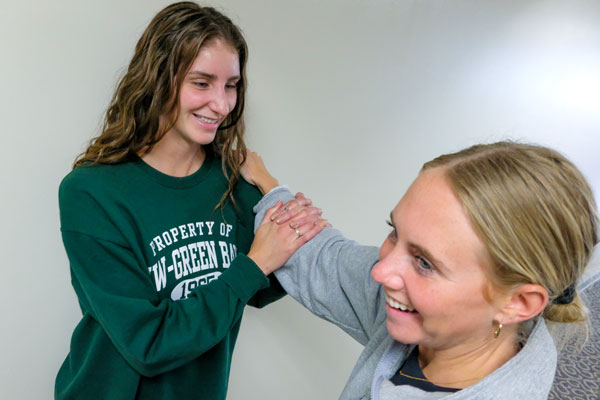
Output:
(132, 153), (216, 189)
(373, 319), (556, 399)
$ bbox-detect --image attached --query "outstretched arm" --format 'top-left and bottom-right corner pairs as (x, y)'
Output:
(241, 149), (385, 344)
(254, 189), (386, 346)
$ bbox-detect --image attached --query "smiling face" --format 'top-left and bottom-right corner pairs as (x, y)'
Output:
(163, 38), (240, 150)
(371, 167), (504, 350)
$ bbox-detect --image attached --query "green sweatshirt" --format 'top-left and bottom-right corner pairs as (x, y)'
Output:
(55, 154), (284, 400)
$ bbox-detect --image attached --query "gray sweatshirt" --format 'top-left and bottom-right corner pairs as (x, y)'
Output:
(254, 187), (556, 399)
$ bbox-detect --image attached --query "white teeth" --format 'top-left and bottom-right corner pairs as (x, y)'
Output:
(386, 294), (415, 312)
(195, 115), (218, 124)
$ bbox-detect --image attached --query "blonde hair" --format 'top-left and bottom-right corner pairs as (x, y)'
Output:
(423, 141), (598, 324)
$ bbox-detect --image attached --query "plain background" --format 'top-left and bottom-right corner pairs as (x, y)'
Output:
(2, 0), (599, 398)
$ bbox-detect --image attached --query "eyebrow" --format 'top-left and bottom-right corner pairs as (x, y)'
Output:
(187, 71), (240, 81)
(389, 212), (448, 273)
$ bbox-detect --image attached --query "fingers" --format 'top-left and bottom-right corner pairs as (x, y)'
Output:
(288, 207), (323, 229)
(274, 205), (321, 225)
(262, 200), (283, 225)
(292, 219), (327, 246)
(271, 197), (315, 223)
(249, 209), (327, 275)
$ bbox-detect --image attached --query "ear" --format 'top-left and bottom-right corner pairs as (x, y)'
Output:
(495, 284), (549, 325)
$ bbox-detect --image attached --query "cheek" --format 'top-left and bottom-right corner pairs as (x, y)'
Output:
(228, 92), (238, 112)
(422, 285), (489, 324)
(178, 85), (194, 104)
(410, 282), (438, 312)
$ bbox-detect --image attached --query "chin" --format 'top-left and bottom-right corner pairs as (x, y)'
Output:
(192, 132), (217, 145)
(386, 320), (422, 345)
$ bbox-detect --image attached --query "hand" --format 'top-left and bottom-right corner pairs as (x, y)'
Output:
(247, 200), (327, 275)
(270, 192), (331, 228)
(240, 150), (279, 195)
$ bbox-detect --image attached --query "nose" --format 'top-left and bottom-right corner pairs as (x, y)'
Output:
(371, 250), (407, 290)
(210, 87), (231, 116)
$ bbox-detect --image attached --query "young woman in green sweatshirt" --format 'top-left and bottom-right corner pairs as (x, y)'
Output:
(56, 3), (324, 399)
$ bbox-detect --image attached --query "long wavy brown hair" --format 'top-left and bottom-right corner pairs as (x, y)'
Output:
(74, 2), (249, 209)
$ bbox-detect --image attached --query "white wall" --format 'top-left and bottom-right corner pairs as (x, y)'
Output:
(2, 1), (599, 398)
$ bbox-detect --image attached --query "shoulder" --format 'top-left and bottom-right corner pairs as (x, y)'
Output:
(235, 178), (263, 203)
(59, 162), (136, 235)
(60, 161), (141, 198)
(233, 178), (263, 221)
(210, 156), (263, 213)
(60, 162), (129, 194)
(60, 164), (104, 205)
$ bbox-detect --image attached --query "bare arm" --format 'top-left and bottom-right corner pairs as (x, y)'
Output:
(240, 150), (280, 195)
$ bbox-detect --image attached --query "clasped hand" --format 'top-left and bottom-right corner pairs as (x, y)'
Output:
(248, 193), (327, 275)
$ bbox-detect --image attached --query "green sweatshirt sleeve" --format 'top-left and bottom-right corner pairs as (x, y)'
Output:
(62, 229), (270, 377)
(233, 179), (286, 308)
(247, 274), (286, 308)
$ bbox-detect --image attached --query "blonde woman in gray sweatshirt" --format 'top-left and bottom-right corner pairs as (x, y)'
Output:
(243, 141), (598, 399)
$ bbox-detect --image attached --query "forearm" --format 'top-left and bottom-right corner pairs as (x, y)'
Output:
(240, 150), (280, 195)
(255, 172), (279, 195)
(65, 231), (270, 376)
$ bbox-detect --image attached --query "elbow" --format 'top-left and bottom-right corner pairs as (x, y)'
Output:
(122, 348), (189, 378)
(127, 355), (167, 378)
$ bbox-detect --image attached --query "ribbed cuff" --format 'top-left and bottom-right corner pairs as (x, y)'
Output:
(219, 254), (270, 304)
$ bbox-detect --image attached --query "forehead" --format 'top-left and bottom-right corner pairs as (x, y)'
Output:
(188, 39), (240, 75)
(393, 168), (491, 277)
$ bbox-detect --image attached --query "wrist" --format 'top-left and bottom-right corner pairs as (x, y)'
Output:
(256, 174), (279, 195)
(247, 250), (273, 275)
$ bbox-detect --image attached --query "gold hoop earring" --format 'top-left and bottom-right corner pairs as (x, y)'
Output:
(494, 322), (503, 339)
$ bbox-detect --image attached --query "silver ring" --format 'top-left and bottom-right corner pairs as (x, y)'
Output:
(295, 228), (302, 237)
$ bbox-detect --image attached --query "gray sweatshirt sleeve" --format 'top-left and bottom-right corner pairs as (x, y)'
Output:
(253, 187), (385, 345)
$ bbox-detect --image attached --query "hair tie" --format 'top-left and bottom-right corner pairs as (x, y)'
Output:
(554, 283), (576, 305)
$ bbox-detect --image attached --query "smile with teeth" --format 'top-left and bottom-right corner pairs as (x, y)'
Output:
(386, 294), (416, 313)
(194, 114), (219, 124)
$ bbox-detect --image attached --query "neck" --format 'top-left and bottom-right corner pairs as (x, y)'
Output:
(141, 135), (206, 177)
(417, 327), (519, 389)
